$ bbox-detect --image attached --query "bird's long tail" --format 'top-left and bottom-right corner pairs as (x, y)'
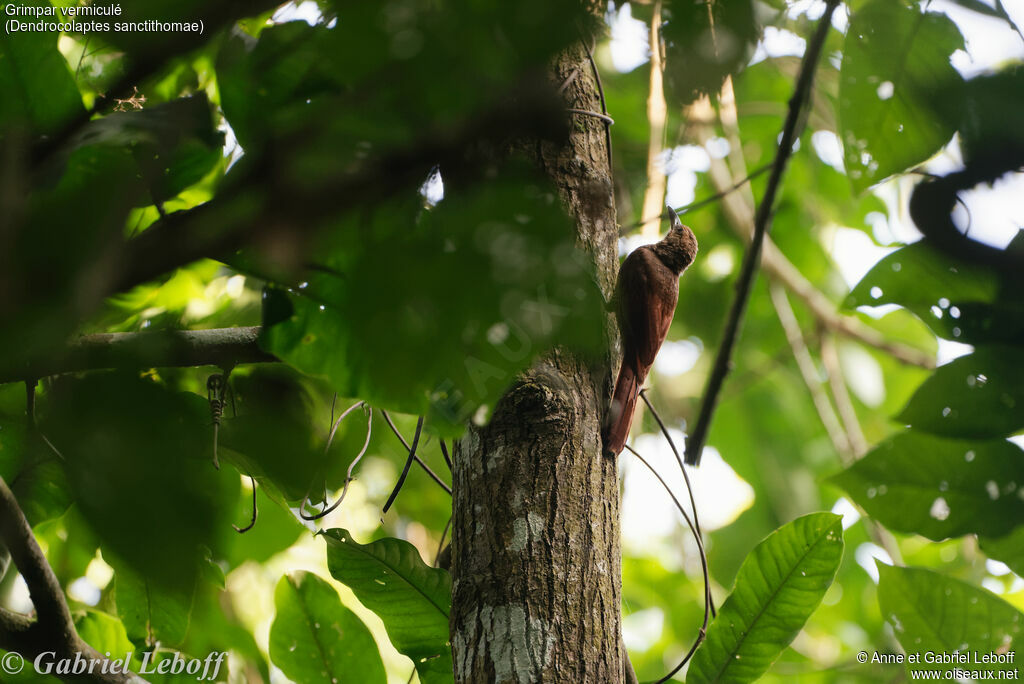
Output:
(604, 361), (640, 457)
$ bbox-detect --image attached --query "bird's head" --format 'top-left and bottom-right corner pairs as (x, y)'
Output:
(654, 205), (698, 275)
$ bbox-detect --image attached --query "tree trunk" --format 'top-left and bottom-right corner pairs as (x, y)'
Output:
(450, 37), (625, 683)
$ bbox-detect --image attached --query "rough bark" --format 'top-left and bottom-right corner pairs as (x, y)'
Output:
(450, 38), (624, 683)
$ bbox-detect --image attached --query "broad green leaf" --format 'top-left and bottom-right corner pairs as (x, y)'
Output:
(11, 455), (72, 527)
(219, 477), (306, 569)
(45, 374), (238, 592)
(185, 579), (271, 682)
(269, 572), (385, 684)
(218, 3), (588, 152)
(687, 513), (844, 684)
(845, 240), (998, 311)
(831, 432), (1024, 540)
(215, 367), (325, 502)
(0, 0), (84, 135)
(53, 95), (223, 205)
(839, 0), (964, 191)
(844, 239), (1024, 345)
(846, 241), (995, 313)
(323, 529), (452, 684)
(111, 554), (194, 648)
(0, 421), (72, 526)
(259, 167), (604, 434)
(78, 609), (223, 683)
(76, 610), (136, 659)
(33, 508), (100, 585)
(898, 347), (1024, 439)
(878, 564), (1023, 675)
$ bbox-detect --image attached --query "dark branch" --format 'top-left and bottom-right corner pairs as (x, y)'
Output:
(685, 0), (841, 466)
(0, 327), (276, 385)
(0, 476), (147, 683)
(381, 411), (453, 497)
(382, 416), (426, 514)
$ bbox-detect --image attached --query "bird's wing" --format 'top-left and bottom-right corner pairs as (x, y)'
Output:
(618, 248), (679, 373)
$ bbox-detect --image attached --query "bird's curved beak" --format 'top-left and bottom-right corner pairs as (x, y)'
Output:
(666, 203), (684, 230)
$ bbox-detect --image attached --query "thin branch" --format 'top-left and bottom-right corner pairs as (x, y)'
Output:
(686, 0), (842, 466)
(382, 416), (425, 513)
(434, 517), (452, 568)
(639, 0), (668, 238)
(0, 327), (276, 385)
(0, 479), (70, 635)
(817, 333), (904, 565)
(685, 106), (933, 370)
(439, 439), (453, 472)
(638, 391), (707, 549)
(769, 284), (853, 462)
(566, 108), (615, 125)
(620, 163), (772, 234)
(818, 332), (868, 461)
(623, 445), (711, 683)
(381, 411), (453, 497)
(581, 39), (613, 169)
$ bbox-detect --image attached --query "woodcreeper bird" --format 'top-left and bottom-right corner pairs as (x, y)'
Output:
(603, 206), (698, 456)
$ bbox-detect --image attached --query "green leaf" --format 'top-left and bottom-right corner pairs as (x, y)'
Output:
(0, 0), (85, 135)
(46, 373), (238, 592)
(323, 529), (453, 684)
(846, 241), (997, 312)
(219, 475), (307, 569)
(839, 0), (964, 191)
(877, 564), (1023, 675)
(111, 554), (194, 648)
(831, 432), (1024, 540)
(844, 240), (1018, 344)
(215, 368), (325, 502)
(687, 513), (844, 684)
(0, 421), (72, 526)
(76, 610), (136, 658)
(269, 572), (385, 684)
(898, 347), (1024, 439)
(258, 166), (604, 434)
(53, 95), (223, 205)
(979, 527), (1024, 577)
